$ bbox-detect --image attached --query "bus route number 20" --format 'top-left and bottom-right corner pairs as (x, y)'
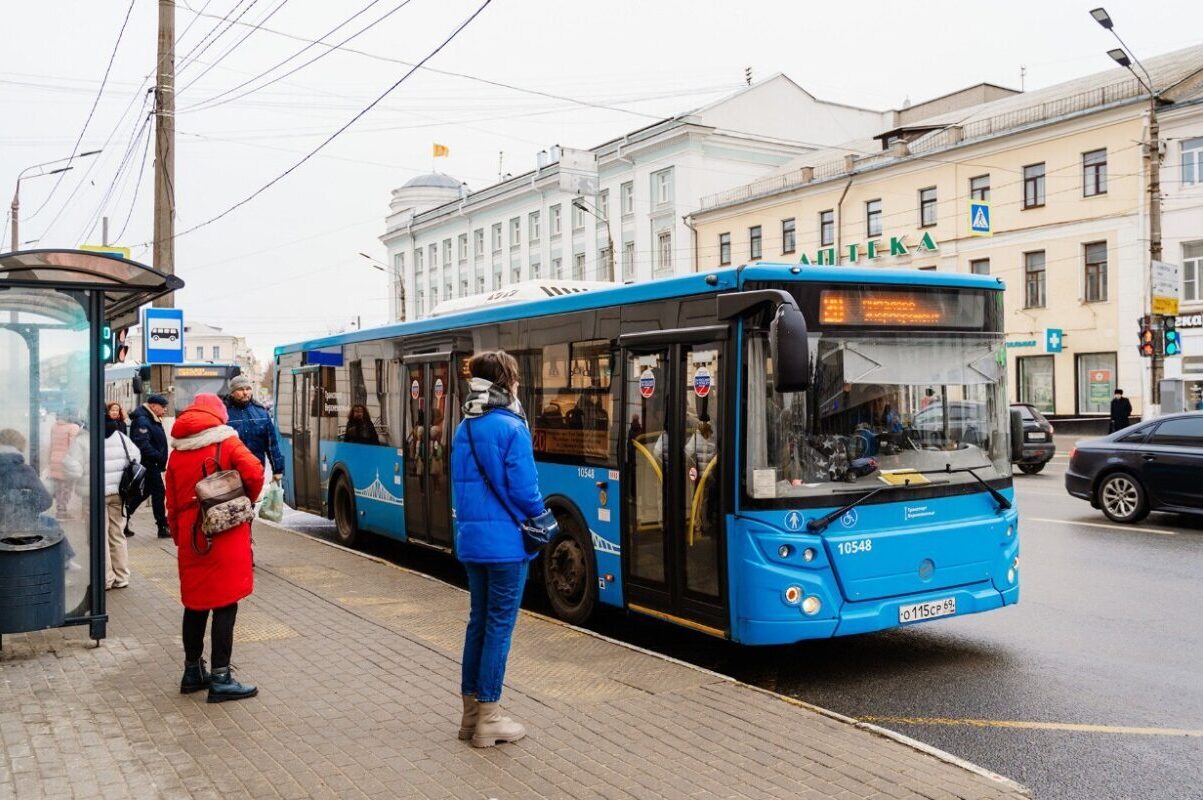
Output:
(836, 539), (873, 556)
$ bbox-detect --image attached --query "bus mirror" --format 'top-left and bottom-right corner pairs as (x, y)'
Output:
(1009, 408), (1025, 464)
(770, 303), (810, 393)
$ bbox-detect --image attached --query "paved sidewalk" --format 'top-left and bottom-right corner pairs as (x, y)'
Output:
(0, 522), (1029, 800)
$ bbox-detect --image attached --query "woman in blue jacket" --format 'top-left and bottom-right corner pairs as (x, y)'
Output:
(451, 350), (545, 748)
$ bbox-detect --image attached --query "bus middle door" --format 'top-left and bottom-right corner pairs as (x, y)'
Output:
(291, 367), (322, 514)
(403, 353), (455, 549)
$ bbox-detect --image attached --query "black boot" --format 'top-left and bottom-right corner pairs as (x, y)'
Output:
(180, 658), (211, 694)
(207, 667), (258, 703)
(157, 525), (171, 539)
(124, 524), (135, 538)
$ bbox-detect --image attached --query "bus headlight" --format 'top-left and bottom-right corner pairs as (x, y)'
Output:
(1007, 569), (1015, 584)
(802, 548), (816, 562)
(778, 544), (792, 558)
(801, 596), (822, 615)
(1006, 526), (1014, 538)
(783, 586), (802, 605)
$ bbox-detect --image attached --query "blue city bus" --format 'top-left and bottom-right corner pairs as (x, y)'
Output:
(272, 265), (1019, 644)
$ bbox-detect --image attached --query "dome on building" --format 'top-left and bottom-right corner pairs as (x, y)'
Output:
(401, 172), (461, 190)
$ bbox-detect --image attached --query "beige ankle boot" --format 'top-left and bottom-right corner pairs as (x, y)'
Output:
(471, 701), (526, 748)
(458, 695), (479, 740)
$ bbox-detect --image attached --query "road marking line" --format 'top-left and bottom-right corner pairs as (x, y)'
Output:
(1027, 517), (1178, 535)
(860, 716), (1203, 738)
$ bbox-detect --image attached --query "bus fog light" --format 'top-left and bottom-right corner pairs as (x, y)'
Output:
(783, 586), (802, 605)
(1007, 568), (1015, 584)
(802, 548), (816, 562)
(801, 596), (822, 615)
(1006, 526), (1014, 538)
(778, 544), (792, 558)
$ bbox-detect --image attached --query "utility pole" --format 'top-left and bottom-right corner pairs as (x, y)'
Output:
(153, 0), (175, 308)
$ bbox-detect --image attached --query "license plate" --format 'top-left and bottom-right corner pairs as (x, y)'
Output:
(1027, 432), (1047, 441)
(898, 597), (956, 624)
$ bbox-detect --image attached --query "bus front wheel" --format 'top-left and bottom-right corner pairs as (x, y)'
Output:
(332, 476), (360, 547)
(542, 511), (596, 625)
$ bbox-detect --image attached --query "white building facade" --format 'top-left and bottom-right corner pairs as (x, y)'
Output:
(380, 76), (891, 321)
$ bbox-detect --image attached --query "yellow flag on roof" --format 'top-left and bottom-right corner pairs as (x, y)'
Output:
(432, 143), (449, 158)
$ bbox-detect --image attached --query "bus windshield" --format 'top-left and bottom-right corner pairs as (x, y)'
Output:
(746, 331), (1009, 502)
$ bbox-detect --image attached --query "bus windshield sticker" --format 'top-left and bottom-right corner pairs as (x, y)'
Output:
(693, 367), (712, 398)
(434, 378), (444, 399)
(639, 369), (656, 398)
(410, 379), (420, 400)
(753, 469), (776, 498)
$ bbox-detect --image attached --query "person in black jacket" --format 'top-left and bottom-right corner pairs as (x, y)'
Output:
(0, 428), (53, 533)
(1109, 389), (1133, 433)
(129, 393), (170, 538)
(342, 404), (380, 445)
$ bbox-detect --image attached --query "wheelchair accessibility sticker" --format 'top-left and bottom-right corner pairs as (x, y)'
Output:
(841, 509), (859, 528)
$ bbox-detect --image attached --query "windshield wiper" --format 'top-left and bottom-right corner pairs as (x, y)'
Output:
(943, 463), (1011, 511)
(807, 481), (921, 533)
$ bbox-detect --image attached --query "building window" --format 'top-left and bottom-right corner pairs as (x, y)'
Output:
(491, 223), (501, 252)
(623, 241), (635, 281)
(431, 287), (439, 305)
(476, 274), (484, 293)
(529, 211), (540, 242)
(509, 217), (520, 247)
(918, 265), (937, 271)
(621, 181), (634, 216)
(393, 252), (404, 276)
(457, 234), (468, 262)
(572, 202), (585, 231)
(1183, 241), (1203, 302)
(461, 278), (469, 295)
(492, 267), (501, 289)
(195, 346), (203, 360)
(473, 228), (484, 257)
(919, 187), (937, 227)
(1077, 352), (1116, 415)
(1024, 250), (1046, 308)
(1082, 149), (1108, 196)
(865, 199), (882, 237)
(819, 209), (834, 247)
(718, 233), (731, 266)
(598, 190), (609, 221)
(552, 257), (562, 279)
(1182, 137), (1203, 185)
(657, 230), (672, 271)
(442, 238), (452, 266)
(970, 258), (990, 275)
(970, 175), (990, 201)
(428, 245), (439, 275)
(1018, 355), (1055, 414)
(531, 260), (541, 280)
(749, 225), (762, 260)
(652, 169), (673, 205)
(573, 253), (585, 280)
(781, 218), (796, 254)
(416, 290), (424, 317)
(1084, 241), (1108, 303)
(1023, 163), (1045, 208)
(510, 267), (520, 284)
(599, 247), (611, 280)
(414, 248), (423, 273)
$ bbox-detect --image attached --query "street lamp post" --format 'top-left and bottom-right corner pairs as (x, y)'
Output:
(8, 150), (102, 252)
(572, 199), (614, 282)
(360, 252), (406, 322)
(1090, 7), (1164, 406)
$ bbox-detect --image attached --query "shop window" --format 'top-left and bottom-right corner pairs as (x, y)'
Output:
(1018, 355), (1054, 413)
(1076, 352), (1116, 415)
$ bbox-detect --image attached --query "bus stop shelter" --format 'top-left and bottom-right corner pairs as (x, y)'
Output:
(0, 249), (182, 645)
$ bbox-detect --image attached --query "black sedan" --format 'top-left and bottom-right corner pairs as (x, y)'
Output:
(1065, 412), (1203, 523)
(1011, 403), (1056, 474)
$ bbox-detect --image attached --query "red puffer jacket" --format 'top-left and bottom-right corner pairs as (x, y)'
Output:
(166, 394), (265, 610)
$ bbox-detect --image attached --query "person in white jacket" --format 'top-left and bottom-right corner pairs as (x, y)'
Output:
(64, 417), (140, 589)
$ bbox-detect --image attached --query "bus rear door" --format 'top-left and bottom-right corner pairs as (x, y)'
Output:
(291, 366), (322, 513)
(402, 352), (457, 549)
(619, 327), (728, 637)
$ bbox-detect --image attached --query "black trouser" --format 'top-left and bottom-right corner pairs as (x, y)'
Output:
(139, 468), (167, 528)
(182, 603), (238, 669)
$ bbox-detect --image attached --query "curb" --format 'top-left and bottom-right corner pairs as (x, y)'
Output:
(257, 515), (1030, 797)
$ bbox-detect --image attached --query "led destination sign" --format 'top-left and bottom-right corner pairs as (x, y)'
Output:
(819, 289), (985, 328)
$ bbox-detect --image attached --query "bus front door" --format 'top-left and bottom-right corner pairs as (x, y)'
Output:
(621, 336), (727, 637)
(403, 356), (455, 549)
(291, 368), (322, 513)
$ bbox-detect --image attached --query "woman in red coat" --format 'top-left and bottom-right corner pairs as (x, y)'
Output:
(166, 393), (264, 703)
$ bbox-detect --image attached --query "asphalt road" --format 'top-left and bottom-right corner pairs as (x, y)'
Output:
(277, 446), (1203, 800)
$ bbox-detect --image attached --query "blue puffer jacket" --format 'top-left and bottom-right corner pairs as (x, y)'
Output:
(222, 397), (285, 474)
(451, 409), (545, 563)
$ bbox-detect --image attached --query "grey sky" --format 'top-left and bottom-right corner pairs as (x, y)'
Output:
(3, 0), (1197, 363)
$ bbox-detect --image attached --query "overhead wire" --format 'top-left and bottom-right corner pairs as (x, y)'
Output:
(115, 113), (156, 242)
(175, 0), (258, 76)
(175, 0), (292, 95)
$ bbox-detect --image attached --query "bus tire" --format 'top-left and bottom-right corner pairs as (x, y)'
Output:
(542, 509), (597, 625)
(332, 475), (360, 547)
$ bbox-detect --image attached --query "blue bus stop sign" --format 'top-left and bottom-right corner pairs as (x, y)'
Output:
(144, 308), (185, 364)
(1045, 328), (1064, 353)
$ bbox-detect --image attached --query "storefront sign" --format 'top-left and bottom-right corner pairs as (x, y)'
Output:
(1006, 340), (1038, 349)
(1175, 313), (1203, 328)
(1088, 369), (1113, 406)
(799, 232), (938, 266)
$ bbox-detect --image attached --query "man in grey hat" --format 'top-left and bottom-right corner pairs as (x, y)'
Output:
(129, 393), (170, 537)
(223, 374), (284, 486)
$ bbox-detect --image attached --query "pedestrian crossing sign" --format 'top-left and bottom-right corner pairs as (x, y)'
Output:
(969, 201), (992, 237)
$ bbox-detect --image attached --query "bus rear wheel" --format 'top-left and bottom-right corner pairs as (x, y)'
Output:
(332, 476), (360, 547)
(542, 512), (596, 625)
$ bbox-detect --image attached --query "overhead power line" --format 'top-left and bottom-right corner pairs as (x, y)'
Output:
(136, 0), (495, 247)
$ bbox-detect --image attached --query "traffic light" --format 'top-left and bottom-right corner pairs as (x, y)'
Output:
(1139, 317), (1155, 358)
(101, 325), (129, 363)
(101, 325), (113, 362)
(1164, 316), (1182, 356)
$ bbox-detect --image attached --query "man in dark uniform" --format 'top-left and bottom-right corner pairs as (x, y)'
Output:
(130, 393), (170, 538)
(1109, 388), (1133, 433)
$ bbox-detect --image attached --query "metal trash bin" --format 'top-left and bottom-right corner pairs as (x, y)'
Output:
(0, 529), (66, 634)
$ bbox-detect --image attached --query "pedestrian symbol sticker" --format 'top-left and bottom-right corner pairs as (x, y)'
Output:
(639, 369), (656, 398)
(969, 200), (991, 237)
(785, 511), (803, 531)
(693, 367), (712, 398)
(410, 379), (420, 400)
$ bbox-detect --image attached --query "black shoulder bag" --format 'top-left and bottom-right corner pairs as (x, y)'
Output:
(117, 433), (148, 506)
(465, 418), (559, 553)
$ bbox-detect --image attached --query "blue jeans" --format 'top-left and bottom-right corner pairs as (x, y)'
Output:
(460, 560), (528, 703)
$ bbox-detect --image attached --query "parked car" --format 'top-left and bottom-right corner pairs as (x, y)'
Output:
(1065, 412), (1203, 523)
(1011, 403), (1055, 474)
